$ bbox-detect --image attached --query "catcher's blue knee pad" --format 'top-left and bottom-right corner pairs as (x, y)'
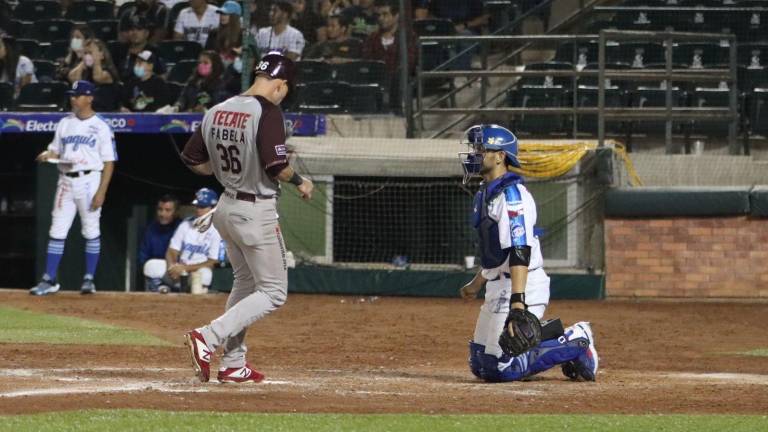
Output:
(468, 341), (484, 378)
(479, 353), (526, 382)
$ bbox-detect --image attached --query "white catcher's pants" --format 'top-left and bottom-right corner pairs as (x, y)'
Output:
(473, 267), (551, 358)
(49, 172), (102, 240)
(143, 259), (213, 286)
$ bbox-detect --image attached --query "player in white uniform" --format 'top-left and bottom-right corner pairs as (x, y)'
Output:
(458, 124), (599, 382)
(143, 188), (223, 294)
(31, 80), (117, 296)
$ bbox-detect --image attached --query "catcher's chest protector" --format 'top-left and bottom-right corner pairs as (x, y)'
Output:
(472, 173), (523, 269)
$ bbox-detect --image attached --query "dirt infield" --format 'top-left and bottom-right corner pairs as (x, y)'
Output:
(1, 290), (767, 415)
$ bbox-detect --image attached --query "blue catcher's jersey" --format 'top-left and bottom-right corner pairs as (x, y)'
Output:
(471, 173), (543, 274)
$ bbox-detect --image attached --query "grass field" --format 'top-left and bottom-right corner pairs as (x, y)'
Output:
(0, 411), (766, 432)
(0, 306), (169, 346)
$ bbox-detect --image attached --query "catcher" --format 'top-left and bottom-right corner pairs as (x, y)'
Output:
(458, 124), (599, 382)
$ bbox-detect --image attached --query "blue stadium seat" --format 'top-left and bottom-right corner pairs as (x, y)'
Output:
(13, 0), (62, 21)
(673, 42), (728, 68)
(606, 42), (665, 68)
(575, 85), (627, 134)
(579, 62), (632, 90)
(739, 66), (768, 92)
(167, 59), (197, 84)
(295, 60), (334, 83)
(65, 1), (115, 21)
(33, 20), (75, 43)
(554, 41), (599, 67)
(738, 43), (768, 68)
(158, 40), (202, 65)
(628, 86), (686, 135)
(519, 62), (575, 88)
(508, 86), (571, 135)
(15, 81), (69, 112)
(690, 87), (733, 137)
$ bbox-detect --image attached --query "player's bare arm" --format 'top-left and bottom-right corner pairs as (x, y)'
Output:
(188, 161), (213, 176)
(182, 259), (218, 273)
(35, 150), (59, 162)
(166, 248), (183, 280)
(90, 161), (114, 211)
(460, 269), (487, 300)
(275, 165), (314, 200)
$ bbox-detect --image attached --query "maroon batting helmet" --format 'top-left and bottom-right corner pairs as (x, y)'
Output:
(254, 51), (297, 94)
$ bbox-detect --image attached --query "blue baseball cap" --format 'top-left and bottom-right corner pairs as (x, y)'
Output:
(192, 188), (219, 208)
(217, 0), (242, 16)
(66, 80), (95, 96)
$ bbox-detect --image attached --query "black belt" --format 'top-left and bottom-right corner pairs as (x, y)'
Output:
(224, 190), (274, 202)
(64, 170), (93, 178)
(490, 268), (541, 281)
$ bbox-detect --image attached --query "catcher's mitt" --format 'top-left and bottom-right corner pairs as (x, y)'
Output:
(498, 308), (542, 356)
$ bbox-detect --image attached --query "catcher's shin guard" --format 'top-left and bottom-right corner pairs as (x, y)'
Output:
(479, 352), (527, 382)
(468, 341), (485, 378)
(525, 333), (589, 377)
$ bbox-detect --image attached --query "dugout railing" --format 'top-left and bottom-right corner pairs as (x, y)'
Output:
(414, 31), (740, 154)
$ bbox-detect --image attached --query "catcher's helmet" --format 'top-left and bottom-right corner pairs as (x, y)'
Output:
(192, 188), (218, 208)
(459, 124), (520, 184)
(254, 50), (297, 94)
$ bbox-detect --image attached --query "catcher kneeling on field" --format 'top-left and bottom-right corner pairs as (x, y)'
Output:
(458, 124), (599, 383)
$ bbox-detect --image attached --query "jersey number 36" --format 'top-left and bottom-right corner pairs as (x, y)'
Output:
(216, 144), (242, 174)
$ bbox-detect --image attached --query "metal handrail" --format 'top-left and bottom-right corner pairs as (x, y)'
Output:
(595, 6), (768, 11)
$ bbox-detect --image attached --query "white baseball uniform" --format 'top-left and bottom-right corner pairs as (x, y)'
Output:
(47, 114), (117, 240)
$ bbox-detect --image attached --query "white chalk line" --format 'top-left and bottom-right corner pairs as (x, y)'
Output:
(664, 372), (768, 385)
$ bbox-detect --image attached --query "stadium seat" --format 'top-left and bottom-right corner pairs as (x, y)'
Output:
(93, 83), (122, 112)
(167, 59), (197, 84)
(166, 81), (184, 105)
(733, 1), (768, 42)
(0, 82), (13, 111)
(414, 18), (457, 71)
(295, 81), (352, 114)
(508, 86), (571, 134)
(690, 87), (733, 137)
(33, 60), (57, 82)
(606, 42), (665, 68)
(41, 40), (70, 62)
(738, 43), (768, 68)
(750, 88), (768, 136)
(673, 43), (728, 68)
(14, 81), (69, 112)
(13, 0), (62, 21)
(347, 84), (384, 114)
(157, 40), (202, 65)
(335, 60), (386, 86)
(167, 1), (191, 34)
(484, 0), (515, 34)
(579, 62), (632, 89)
(584, 20), (619, 34)
(32, 20), (75, 43)
(413, 19), (456, 36)
(89, 20), (119, 43)
(519, 62), (575, 88)
(6, 19), (33, 38)
(554, 41), (598, 67)
(739, 66), (768, 92)
(14, 38), (42, 60)
(575, 85), (626, 134)
(629, 86), (685, 135)
(295, 60), (334, 83)
(65, 1), (115, 21)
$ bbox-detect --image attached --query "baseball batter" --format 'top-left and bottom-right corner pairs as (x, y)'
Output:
(458, 124), (599, 382)
(31, 80), (117, 296)
(180, 52), (313, 383)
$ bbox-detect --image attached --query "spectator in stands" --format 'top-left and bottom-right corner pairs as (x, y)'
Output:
(414, 0), (488, 70)
(305, 14), (362, 63)
(121, 50), (170, 112)
(138, 194), (182, 291)
(255, 1), (306, 61)
(117, 15), (166, 83)
(118, 0), (169, 44)
(363, 1), (414, 113)
(343, 0), (379, 39)
(206, 0), (243, 67)
(160, 0), (186, 9)
(67, 39), (119, 85)
(59, 0), (74, 18)
(174, 50), (228, 112)
(57, 24), (95, 83)
(222, 47), (244, 95)
(291, 0), (324, 45)
(249, 0), (273, 31)
(0, 37), (37, 96)
(173, 0), (220, 47)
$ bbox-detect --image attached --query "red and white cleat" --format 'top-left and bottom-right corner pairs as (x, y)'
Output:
(217, 363), (265, 383)
(184, 330), (212, 383)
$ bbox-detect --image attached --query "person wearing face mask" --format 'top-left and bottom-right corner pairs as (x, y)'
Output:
(116, 15), (166, 83)
(118, 0), (169, 44)
(57, 25), (95, 82)
(121, 50), (170, 112)
(205, 1), (244, 67)
(174, 50), (228, 112)
(67, 39), (119, 86)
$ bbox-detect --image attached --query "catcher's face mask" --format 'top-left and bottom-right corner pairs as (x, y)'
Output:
(459, 125), (485, 185)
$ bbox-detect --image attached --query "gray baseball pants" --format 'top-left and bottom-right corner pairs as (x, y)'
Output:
(199, 194), (288, 369)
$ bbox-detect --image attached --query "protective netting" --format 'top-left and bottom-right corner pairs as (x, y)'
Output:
(278, 137), (640, 271)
